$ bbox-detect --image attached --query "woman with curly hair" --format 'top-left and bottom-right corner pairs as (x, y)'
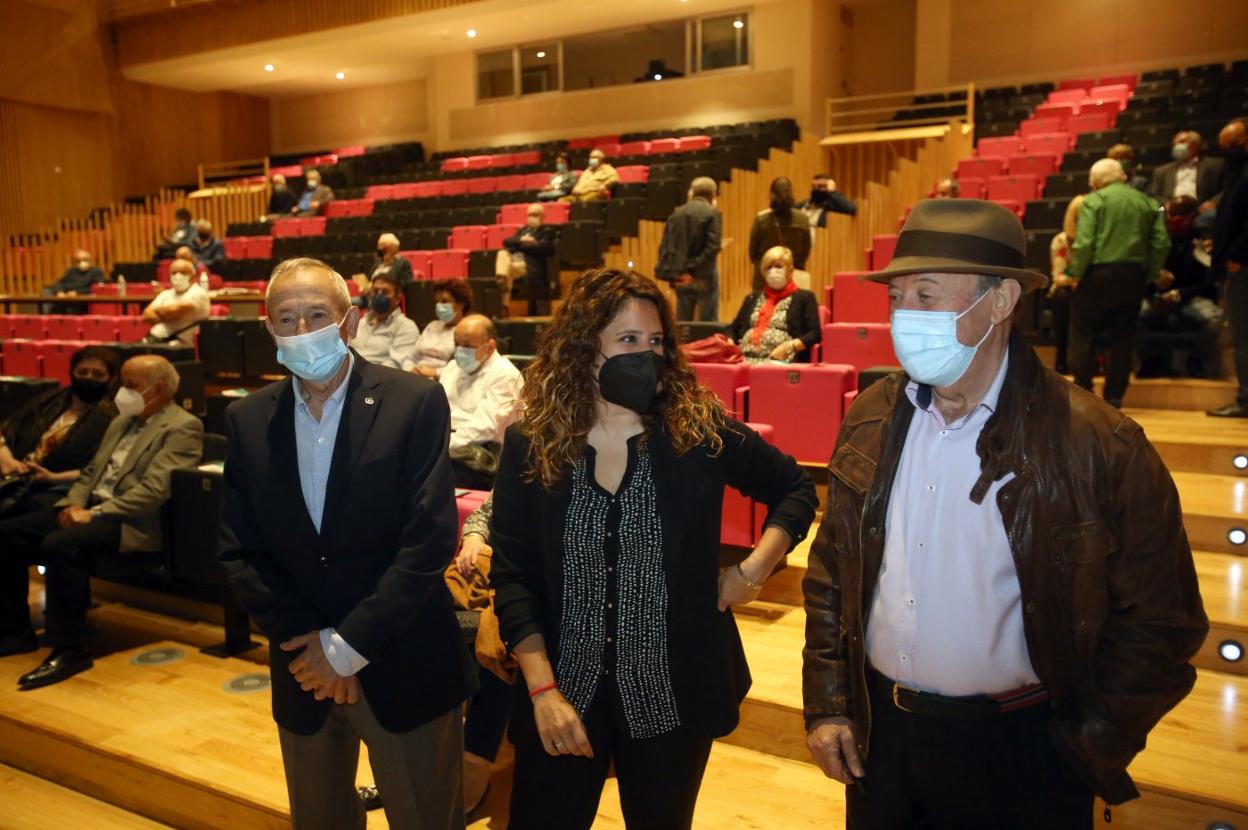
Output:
(490, 268), (817, 829)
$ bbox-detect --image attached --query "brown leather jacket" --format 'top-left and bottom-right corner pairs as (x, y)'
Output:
(802, 329), (1207, 805)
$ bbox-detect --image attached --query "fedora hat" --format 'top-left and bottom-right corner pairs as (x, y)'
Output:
(870, 199), (1048, 293)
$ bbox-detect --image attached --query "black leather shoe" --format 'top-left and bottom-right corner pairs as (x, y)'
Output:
(17, 649), (93, 690)
(1207, 403), (1248, 418)
(0, 631), (38, 657)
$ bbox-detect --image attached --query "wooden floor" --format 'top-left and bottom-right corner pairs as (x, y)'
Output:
(1, 407), (1247, 829)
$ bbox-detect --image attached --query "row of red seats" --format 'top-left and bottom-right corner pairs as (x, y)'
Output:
(1045, 83), (1131, 110)
(2, 339), (119, 383)
(223, 237), (276, 260)
(0, 314), (149, 342)
(366, 165), (650, 203)
(957, 154), (1060, 181)
(1021, 111), (1114, 137)
(565, 134), (712, 154)
(977, 134), (1073, 160)
(272, 217), (328, 238)
(441, 150), (543, 173)
(1059, 74), (1137, 92)
(323, 199), (377, 218)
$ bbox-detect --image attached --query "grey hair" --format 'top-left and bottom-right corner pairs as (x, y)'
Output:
(975, 274), (1003, 296)
(136, 356), (181, 396)
(266, 257), (352, 312)
(690, 177), (717, 199)
(937, 177), (960, 196)
(1089, 158), (1128, 189)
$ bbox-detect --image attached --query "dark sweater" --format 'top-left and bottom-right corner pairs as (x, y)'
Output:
(728, 288), (822, 361)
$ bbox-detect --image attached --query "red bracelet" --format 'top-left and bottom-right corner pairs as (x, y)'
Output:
(528, 682), (558, 699)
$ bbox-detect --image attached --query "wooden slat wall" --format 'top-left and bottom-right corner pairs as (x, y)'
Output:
(605, 127), (975, 321)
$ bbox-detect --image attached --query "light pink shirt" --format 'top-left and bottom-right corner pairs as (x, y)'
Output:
(866, 354), (1040, 696)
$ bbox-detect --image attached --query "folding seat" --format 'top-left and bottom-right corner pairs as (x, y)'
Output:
(1097, 74), (1137, 90)
(441, 179), (469, 197)
(1007, 153), (1059, 178)
(957, 157), (1006, 180)
(678, 135), (712, 152)
(1035, 102), (1079, 120)
(39, 341), (88, 384)
(541, 202), (571, 224)
(1047, 89), (1088, 105)
(595, 143), (623, 158)
(442, 157), (469, 173)
(466, 155), (492, 171)
(367, 184), (396, 200)
(992, 199), (1025, 218)
(118, 318), (150, 342)
(987, 174), (1040, 202)
(0, 314), (16, 339)
(11, 315), (47, 340)
(484, 224), (521, 249)
(79, 315), (120, 342)
(487, 153), (516, 169)
(355, 199), (376, 217)
(977, 136), (1025, 159)
(722, 419), (776, 547)
(649, 138), (680, 154)
(223, 237), (249, 259)
(430, 250), (469, 280)
(246, 237), (274, 259)
(2, 340), (40, 377)
(496, 174), (527, 192)
(1078, 100), (1121, 120)
(1067, 112), (1114, 135)
(869, 234), (899, 270)
(1020, 117), (1067, 137)
(511, 150), (542, 166)
(747, 363), (857, 464)
(498, 204), (529, 225)
(821, 323), (897, 370)
(525, 172), (552, 189)
(406, 181), (437, 198)
(272, 218), (301, 238)
(819, 305), (832, 328)
(831, 272), (890, 324)
(335, 145), (366, 158)
(692, 363), (749, 419)
(299, 217), (327, 236)
(1089, 84), (1131, 105)
(616, 166), (650, 184)
(566, 137), (594, 151)
(1023, 133), (1073, 156)
(465, 176), (498, 194)
(323, 202), (352, 218)
(590, 135), (621, 148)
(45, 316), (82, 340)
(400, 251), (434, 277)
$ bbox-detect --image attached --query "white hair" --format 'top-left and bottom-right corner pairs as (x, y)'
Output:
(378, 232), (400, 249)
(265, 257), (351, 313)
(1089, 158), (1127, 189)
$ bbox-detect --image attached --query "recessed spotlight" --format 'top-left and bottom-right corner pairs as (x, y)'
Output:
(1235, 454), (1248, 470)
(732, 17), (744, 29)
(335, 71), (346, 80)
(37, 565), (46, 576)
(264, 63), (275, 72)
(1229, 527), (1247, 546)
(653, 73), (662, 81)
(466, 28), (477, 38)
(1220, 639), (1245, 663)
(536, 50), (546, 58)
(627, 260), (635, 268)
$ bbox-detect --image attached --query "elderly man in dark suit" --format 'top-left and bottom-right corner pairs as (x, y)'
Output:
(218, 257), (475, 830)
(1148, 130), (1225, 206)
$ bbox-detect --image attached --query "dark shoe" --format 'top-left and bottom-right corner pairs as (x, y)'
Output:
(0, 630), (38, 657)
(17, 648), (92, 690)
(1207, 403), (1248, 418)
(357, 785), (382, 812)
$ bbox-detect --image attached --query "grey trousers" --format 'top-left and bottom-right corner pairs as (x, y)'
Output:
(277, 697), (464, 830)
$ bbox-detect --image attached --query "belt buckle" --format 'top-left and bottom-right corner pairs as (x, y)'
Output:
(891, 682), (915, 714)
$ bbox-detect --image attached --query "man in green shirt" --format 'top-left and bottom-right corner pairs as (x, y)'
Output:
(1067, 158), (1171, 407)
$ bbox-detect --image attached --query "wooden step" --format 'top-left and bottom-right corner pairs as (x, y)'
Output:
(1094, 376), (1235, 411)
(1129, 408), (1248, 477)
(1194, 551), (1248, 676)
(1171, 471), (1248, 554)
(0, 764), (172, 829)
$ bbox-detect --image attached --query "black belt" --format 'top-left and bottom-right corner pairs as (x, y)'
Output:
(868, 669), (1050, 720)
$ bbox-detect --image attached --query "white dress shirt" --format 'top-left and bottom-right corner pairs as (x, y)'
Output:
(291, 353), (369, 678)
(440, 351), (523, 450)
(148, 283), (211, 345)
(1173, 161), (1198, 200)
(410, 319), (455, 372)
(866, 354), (1040, 696)
(351, 310), (419, 370)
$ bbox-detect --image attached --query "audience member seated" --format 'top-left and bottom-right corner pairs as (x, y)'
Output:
(934, 178), (960, 198)
(153, 207), (195, 260)
(441, 315), (523, 490)
(265, 173), (298, 220)
(748, 177), (811, 290)
(1138, 195), (1223, 378)
(367, 232), (415, 287)
(410, 279), (472, 379)
(502, 204), (559, 316)
(562, 148), (618, 203)
(43, 249), (106, 314)
(0, 355), (203, 687)
(537, 152), (578, 202)
(0, 346), (119, 522)
(350, 273), (419, 370)
(1149, 131), (1224, 206)
(141, 258), (211, 346)
(797, 173), (857, 227)
(728, 245), (821, 364)
(294, 168), (334, 216)
(187, 219), (225, 271)
(174, 245), (209, 275)
(1107, 143), (1149, 192)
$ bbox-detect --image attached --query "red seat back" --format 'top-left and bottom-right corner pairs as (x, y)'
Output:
(691, 362), (750, 419)
(1, 340), (40, 377)
(678, 135), (712, 152)
(956, 157), (1007, 179)
(1007, 153), (1059, 178)
(831, 272), (890, 324)
(747, 364), (857, 464)
(977, 136), (1024, 158)
(44, 317), (82, 340)
(616, 166), (649, 184)
(821, 323), (897, 369)
(987, 174), (1040, 202)
(80, 316), (121, 342)
(542, 202), (571, 224)
(11, 315), (48, 340)
(869, 234), (899, 270)
(442, 157), (469, 173)
(1068, 112), (1114, 134)
(430, 250), (469, 280)
(955, 177), (987, 198)
(1022, 133), (1072, 156)
(39, 341), (87, 384)
(649, 138), (680, 154)
(485, 224), (522, 249)
(1020, 117), (1066, 137)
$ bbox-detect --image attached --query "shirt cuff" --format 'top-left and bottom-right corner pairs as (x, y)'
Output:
(319, 627), (369, 677)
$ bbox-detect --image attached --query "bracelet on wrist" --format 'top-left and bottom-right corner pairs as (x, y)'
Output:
(528, 681), (558, 699)
(735, 562), (764, 590)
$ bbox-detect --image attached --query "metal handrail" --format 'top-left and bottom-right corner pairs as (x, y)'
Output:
(826, 83), (976, 136)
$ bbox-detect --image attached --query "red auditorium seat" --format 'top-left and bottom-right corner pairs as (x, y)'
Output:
(335, 145), (367, 158)
(747, 363), (857, 464)
(223, 238), (249, 259)
(11, 315), (47, 339)
(1050, 87), (1089, 103)
(0, 315), (16, 339)
(1068, 112), (1114, 134)
(831, 272), (890, 324)
(465, 177), (498, 194)
(39, 341), (87, 384)
(367, 184), (396, 200)
(956, 177), (986, 198)
(401, 251), (434, 276)
(486, 224), (522, 249)
(442, 180), (469, 196)
(412, 181), (443, 198)
(618, 140), (651, 157)
(487, 153), (515, 169)
(1078, 100), (1121, 119)
(80, 316), (121, 341)
(442, 157), (469, 173)
(956, 158), (1006, 179)
(1023, 133), (1073, 156)
(869, 234), (899, 270)
(2, 340), (40, 377)
(525, 172), (551, 189)
(691, 363), (749, 419)
(511, 150), (542, 166)
(1007, 153), (1059, 178)
(617, 166), (649, 184)
(977, 136), (1024, 159)
(44, 317), (82, 340)
(649, 138), (680, 154)
(1058, 77), (1094, 91)
(498, 204), (529, 225)
(118, 318), (150, 342)
(246, 237), (274, 259)
(844, 389), (858, 414)
(542, 202), (571, 223)
(596, 143), (623, 158)
(1089, 84), (1131, 105)
(721, 422), (776, 548)
(678, 135), (712, 152)
(1096, 74), (1137, 90)
(430, 250), (469, 280)
(324, 201), (351, 217)
(993, 200), (1025, 218)
(591, 136), (621, 148)
(821, 323), (897, 369)
(273, 219), (301, 238)
(497, 174), (527, 192)
(987, 174), (1040, 202)
(818, 304), (831, 327)
(299, 217), (327, 236)
(1020, 117), (1066, 137)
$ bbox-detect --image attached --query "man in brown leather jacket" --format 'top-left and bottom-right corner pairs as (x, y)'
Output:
(802, 199), (1207, 828)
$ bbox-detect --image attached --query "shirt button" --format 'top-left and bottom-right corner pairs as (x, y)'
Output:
(1025, 602), (1036, 614)
(607, 602), (615, 609)
(940, 430), (948, 436)
(899, 654), (908, 662)
(607, 566), (615, 573)
(606, 636), (614, 643)
(607, 531), (614, 538)
(927, 485), (935, 492)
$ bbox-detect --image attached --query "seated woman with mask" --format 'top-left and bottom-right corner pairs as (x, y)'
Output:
(410, 279), (474, 379)
(350, 273), (419, 370)
(727, 246), (821, 364)
(0, 346), (119, 519)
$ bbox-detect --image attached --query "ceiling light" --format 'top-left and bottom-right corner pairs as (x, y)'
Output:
(1229, 527), (1247, 545)
(264, 63), (275, 72)
(466, 28), (477, 38)
(1235, 454), (1248, 470)
(536, 51), (546, 58)
(733, 18), (744, 29)
(1219, 639), (1245, 663)
(627, 260), (635, 268)
(335, 71), (346, 80)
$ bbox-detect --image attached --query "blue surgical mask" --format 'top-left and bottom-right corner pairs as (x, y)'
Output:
(435, 302), (457, 323)
(890, 289), (994, 387)
(556, 162), (568, 173)
(273, 314), (350, 383)
(455, 345), (480, 374)
(1171, 143), (1190, 162)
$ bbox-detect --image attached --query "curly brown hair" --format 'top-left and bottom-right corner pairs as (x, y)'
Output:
(519, 268), (726, 489)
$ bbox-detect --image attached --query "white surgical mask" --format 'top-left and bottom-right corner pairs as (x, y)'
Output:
(170, 273), (191, 292)
(455, 346), (481, 374)
(765, 266), (789, 290)
(890, 288), (994, 388)
(115, 385), (150, 417)
(588, 157), (601, 168)
(272, 314), (350, 383)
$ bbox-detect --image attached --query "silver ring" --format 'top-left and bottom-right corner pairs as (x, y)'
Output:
(553, 740), (564, 749)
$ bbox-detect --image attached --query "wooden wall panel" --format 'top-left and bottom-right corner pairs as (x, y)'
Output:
(0, 1), (114, 113)
(271, 78), (431, 154)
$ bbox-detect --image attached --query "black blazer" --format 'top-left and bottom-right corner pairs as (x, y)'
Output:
(490, 420), (817, 738)
(504, 224), (559, 290)
(218, 355), (477, 736)
(728, 288), (822, 361)
(1148, 156), (1225, 204)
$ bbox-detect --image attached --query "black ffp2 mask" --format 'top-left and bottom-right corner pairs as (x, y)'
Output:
(71, 377), (110, 404)
(598, 351), (660, 413)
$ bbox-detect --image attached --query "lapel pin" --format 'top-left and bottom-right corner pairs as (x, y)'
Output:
(364, 396), (375, 406)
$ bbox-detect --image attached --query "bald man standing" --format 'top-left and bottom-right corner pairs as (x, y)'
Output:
(218, 258), (473, 830)
(0, 356), (202, 688)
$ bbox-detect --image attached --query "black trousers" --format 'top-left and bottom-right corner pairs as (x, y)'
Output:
(1070, 262), (1148, 404)
(847, 671), (1093, 830)
(1045, 286), (1072, 372)
(507, 682), (712, 830)
(1228, 269), (1248, 404)
(464, 664), (513, 762)
(0, 505), (121, 650)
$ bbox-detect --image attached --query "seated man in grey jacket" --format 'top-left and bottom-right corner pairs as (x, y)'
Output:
(0, 355), (203, 689)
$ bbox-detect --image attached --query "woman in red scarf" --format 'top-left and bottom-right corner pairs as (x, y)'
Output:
(728, 246), (822, 363)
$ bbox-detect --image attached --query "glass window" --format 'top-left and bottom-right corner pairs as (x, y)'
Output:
(700, 13), (749, 71)
(520, 43), (560, 95)
(563, 21), (687, 92)
(477, 49), (515, 100)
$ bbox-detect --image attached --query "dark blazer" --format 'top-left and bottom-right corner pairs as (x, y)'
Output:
(748, 209), (812, 290)
(1213, 161), (1248, 277)
(268, 187), (298, 216)
(796, 192), (858, 226)
(657, 197), (723, 280)
(218, 356), (477, 736)
(490, 420), (817, 739)
(504, 225), (559, 298)
(1148, 156), (1225, 204)
(370, 254), (416, 287)
(1, 387), (115, 474)
(729, 288), (822, 361)
(49, 266), (106, 295)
